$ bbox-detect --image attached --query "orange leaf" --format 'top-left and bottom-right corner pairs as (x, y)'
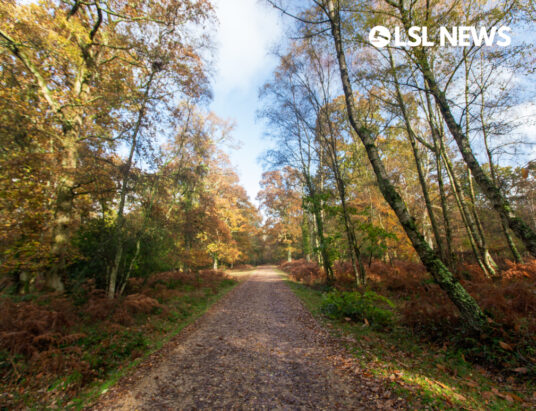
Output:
(436, 381), (449, 390)
(499, 341), (514, 351)
(509, 393), (523, 402)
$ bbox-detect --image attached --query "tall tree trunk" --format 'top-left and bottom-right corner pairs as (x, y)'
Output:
(317, 106), (366, 286)
(107, 71), (155, 298)
(419, 92), (458, 268)
(311, 209), (322, 265)
(341, 196), (366, 287)
(480, 88), (523, 263)
(301, 211), (312, 261)
(462, 56), (498, 276)
(48, 137), (77, 292)
(333, 167), (366, 286)
(287, 245), (292, 262)
(324, 0), (486, 331)
(423, 90), (490, 274)
(388, 50), (444, 260)
(439, 140), (492, 277)
(118, 237), (141, 296)
(309, 188), (335, 284)
(467, 168), (498, 276)
(432, 129), (454, 267)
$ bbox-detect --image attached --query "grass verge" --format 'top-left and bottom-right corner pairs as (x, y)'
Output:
(281, 271), (535, 410)
(70, 279), (238, 410)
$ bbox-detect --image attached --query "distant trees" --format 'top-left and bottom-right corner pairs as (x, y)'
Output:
(257, 167), (303, 263)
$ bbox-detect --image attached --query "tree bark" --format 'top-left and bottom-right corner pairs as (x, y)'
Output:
(432, 128), (454, 267)
(301, 211), (313, 261)
(308, 185), (335, 284)
(466, 168), (498, 276)
(480, 90), (523, 263)
(439, 138), (492, 276)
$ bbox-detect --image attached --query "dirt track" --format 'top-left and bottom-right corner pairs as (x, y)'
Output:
(92, 267), (403, 410)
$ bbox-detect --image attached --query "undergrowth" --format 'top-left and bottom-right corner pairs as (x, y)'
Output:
(320, 290), (394, 329)
(284, 275), (536, 410)
(0, 269), (237, 409)
(280, 259), (536, 408)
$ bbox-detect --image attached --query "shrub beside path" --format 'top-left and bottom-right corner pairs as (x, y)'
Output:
(92, 267), (404, 410)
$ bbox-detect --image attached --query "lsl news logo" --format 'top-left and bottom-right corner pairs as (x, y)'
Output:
(369, 26), (511, 48)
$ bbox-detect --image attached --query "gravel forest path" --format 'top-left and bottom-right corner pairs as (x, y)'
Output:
(93, 267), (403, 410)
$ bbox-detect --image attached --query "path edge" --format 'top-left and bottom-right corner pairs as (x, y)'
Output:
(87, 273), (250, 410)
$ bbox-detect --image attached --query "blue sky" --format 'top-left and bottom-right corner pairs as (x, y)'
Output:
(210, 0), (283, 205)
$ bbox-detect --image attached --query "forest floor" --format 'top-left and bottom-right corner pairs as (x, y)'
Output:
(92, 266), (405, 410)
(0, 270), (238, 409)
(284, 272), (536, 410)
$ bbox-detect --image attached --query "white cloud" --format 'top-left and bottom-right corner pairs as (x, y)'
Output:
(213, 0), (282, 94)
